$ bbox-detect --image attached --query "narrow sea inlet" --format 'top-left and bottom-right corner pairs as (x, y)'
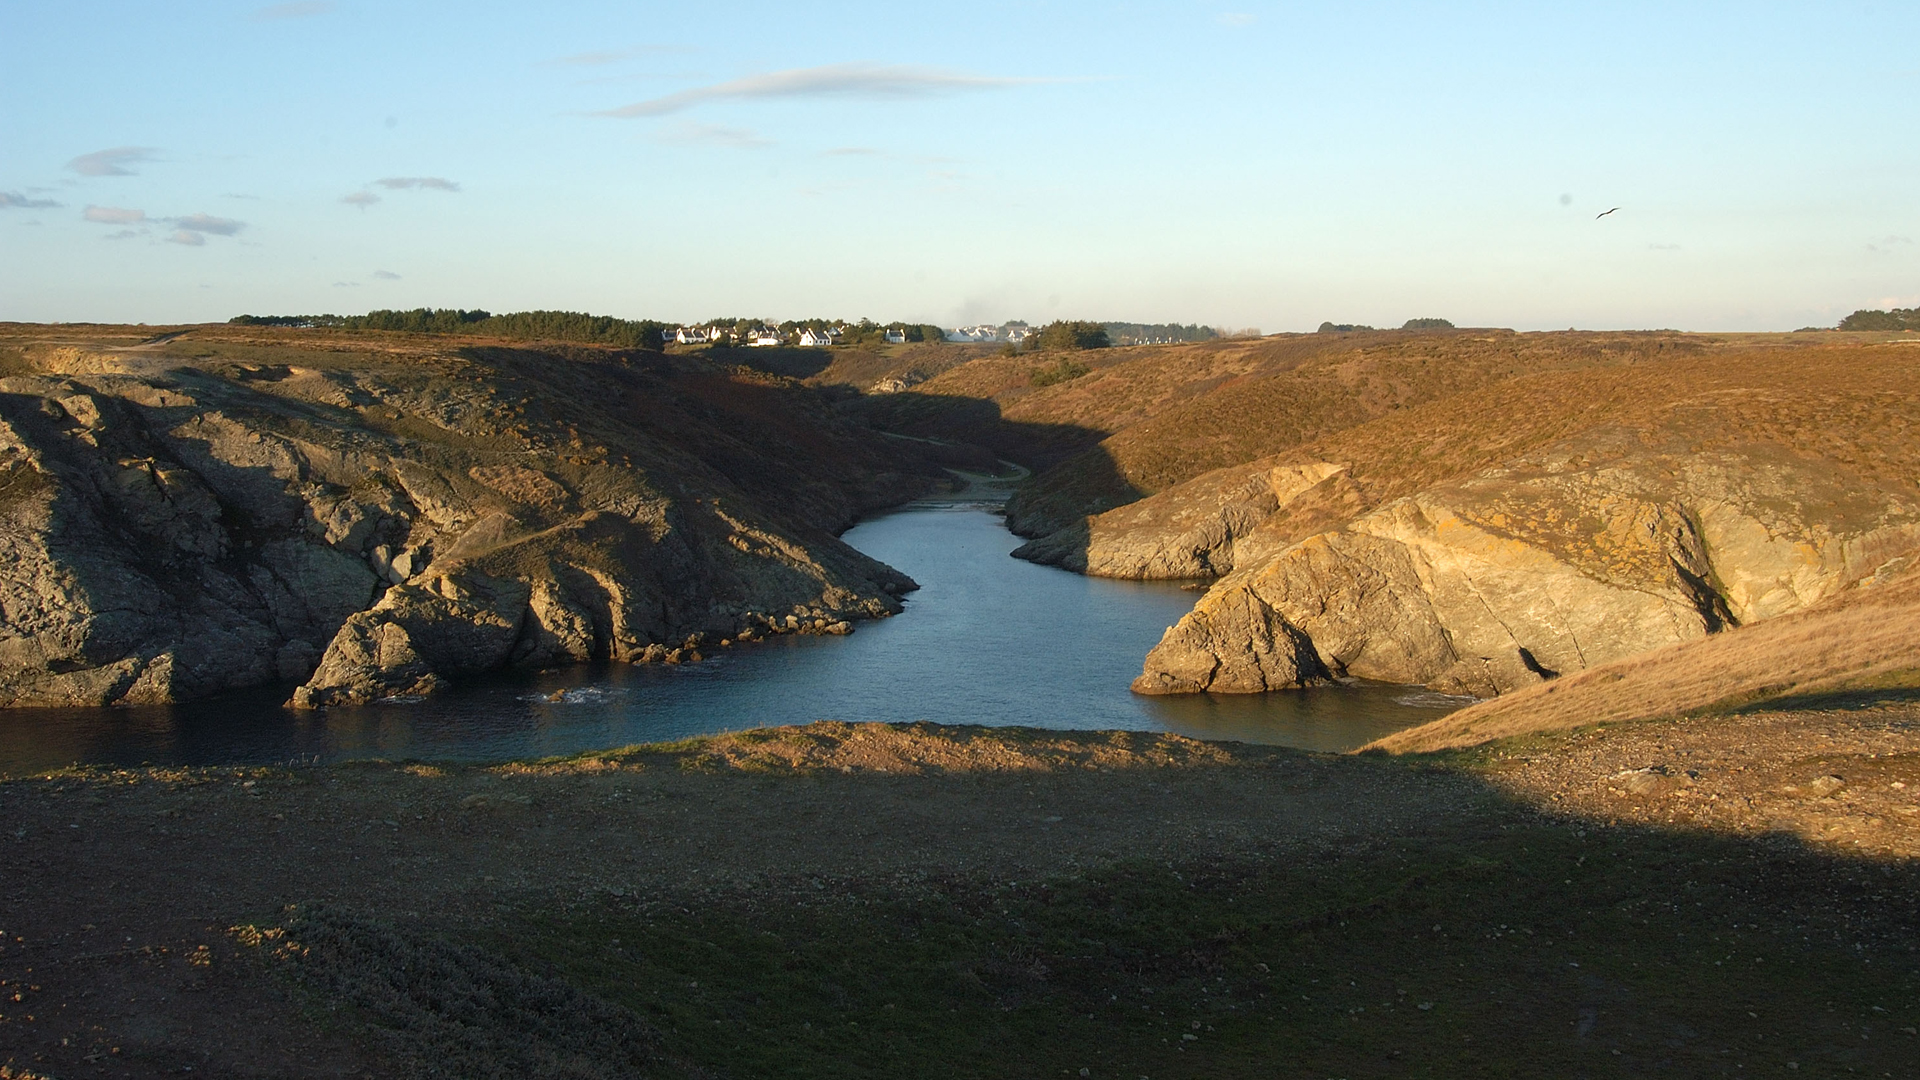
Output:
(0, 504), (1458, 774)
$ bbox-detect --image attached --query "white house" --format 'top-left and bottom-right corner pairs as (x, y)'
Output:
(750, 330), (782, 347)
(800, 328), (833, 347)
(1005, 326), (1032, 344)
(674, 327), (709, 344)
(884, 328), (907, 344)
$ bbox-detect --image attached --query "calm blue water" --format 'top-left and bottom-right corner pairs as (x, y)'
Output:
(0, 505), (1462, 774)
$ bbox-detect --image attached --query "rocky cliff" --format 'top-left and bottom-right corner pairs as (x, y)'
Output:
(1115, 342), (1920, 698)
(0, 327), (932, 708)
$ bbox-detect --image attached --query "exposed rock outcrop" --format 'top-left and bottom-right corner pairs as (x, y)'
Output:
(1134, 410), (1920, 698)
(0, 330), (931, 708)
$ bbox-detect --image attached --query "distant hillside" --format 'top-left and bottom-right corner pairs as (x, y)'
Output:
(230, 308), (669, 349)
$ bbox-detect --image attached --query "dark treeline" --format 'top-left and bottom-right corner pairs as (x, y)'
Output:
(1100, 322), (1217, 345)
(229, 309), (669, 349)
(1318, 318), (1455, 333)
(1839, 308), (1920, 331)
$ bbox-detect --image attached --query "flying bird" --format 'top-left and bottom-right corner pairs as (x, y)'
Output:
(1596, 207), (1620, 219)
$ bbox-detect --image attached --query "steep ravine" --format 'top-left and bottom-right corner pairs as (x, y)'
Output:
(0, 331), (936, 708)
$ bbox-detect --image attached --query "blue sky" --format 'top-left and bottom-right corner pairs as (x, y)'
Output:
(2, 1), (1915, 330)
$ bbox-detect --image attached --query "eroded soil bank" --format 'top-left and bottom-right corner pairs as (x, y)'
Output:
(3, 708), (1917, 1078)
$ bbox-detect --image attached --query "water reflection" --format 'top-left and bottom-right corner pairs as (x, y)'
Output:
(0, 505), (1463, 773)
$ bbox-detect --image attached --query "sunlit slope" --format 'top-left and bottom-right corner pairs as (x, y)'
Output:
(999, 330), (1700, 536)
(1127, 339), (1920, 701)
(1362, 565), (1920, 753)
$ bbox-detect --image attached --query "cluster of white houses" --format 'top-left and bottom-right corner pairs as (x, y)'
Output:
(660, 322), (1041, 348)
(945, 324), (1033, 343)
(662, 325), (909, 347)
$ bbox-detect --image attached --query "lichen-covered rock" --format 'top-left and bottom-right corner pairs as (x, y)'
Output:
(0, 335), (931, 708)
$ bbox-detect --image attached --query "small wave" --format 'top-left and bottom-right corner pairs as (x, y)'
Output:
(521, 687), (630, 706)
(376, 695), (426, 705)
(1393, 691), (1481, 709)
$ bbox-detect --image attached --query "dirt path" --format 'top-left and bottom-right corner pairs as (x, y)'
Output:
(3, 710), (1917, 1077)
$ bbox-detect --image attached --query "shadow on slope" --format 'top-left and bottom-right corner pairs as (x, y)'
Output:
(209, 720), (1920, 1080)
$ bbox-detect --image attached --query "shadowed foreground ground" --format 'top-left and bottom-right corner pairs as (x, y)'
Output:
(2, 709), (1917, 1078)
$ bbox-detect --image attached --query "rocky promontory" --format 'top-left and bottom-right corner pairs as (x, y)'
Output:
(1124, 343), (1920, 697)
(0, 326), (933, 708)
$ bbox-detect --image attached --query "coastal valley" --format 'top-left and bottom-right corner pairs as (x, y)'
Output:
(2, 318), (1917, 1077)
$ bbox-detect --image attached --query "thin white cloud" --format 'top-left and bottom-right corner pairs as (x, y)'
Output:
(372, 269), (401, 280)
(251, 1), (333, 20)
(1216, 12), (1257, 25)
(167, 230), (205, 246)
(84, 205), (146, 225)
(597, 62), (1048, 118)
(103, 229), (144, 240)
(333, 280), (361, 287)
(0, 192), (61, 209)
(68, 147), (158, 177)
(374, 176), (460, 191)
(656, 123), (771, 149)
(342, 190), (381, 207)
(172, 213), (245, 236)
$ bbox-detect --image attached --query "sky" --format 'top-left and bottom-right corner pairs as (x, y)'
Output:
(2, 1), (1916, 331)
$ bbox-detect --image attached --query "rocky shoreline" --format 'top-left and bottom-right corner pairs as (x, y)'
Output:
(0, 327), (936, 710)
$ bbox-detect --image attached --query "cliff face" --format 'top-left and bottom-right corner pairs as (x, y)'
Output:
(1119, 343), (1920, 698)
(0, 329), (929, 708)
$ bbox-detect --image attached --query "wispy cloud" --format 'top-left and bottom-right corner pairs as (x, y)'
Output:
(824, 146), (880, 157)
(597, 62), (1047, 118)
(168, 230), (205, 246)
(173, 212), (244, 236)
(342, 190), (381, 208)
(656, 123), (771, 149)
(375, 176), (460, 191)
(0, 192), (61, 209)
(103, 229), (143, 241)
(83, 205), (146, 225)
(1216, 12), (1257, 25)
(333, 280), (360, 287)
(372, 269), (401, 280)
(68, 147), (158, 177)
(251, 1), (333, 20)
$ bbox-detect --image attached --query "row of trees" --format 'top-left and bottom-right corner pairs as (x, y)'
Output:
(1839, 308), (1920, 331)
(1100, 322), (1217, 345)
(1317, 318), (1456, 333)
(229, 309), (669, 349)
